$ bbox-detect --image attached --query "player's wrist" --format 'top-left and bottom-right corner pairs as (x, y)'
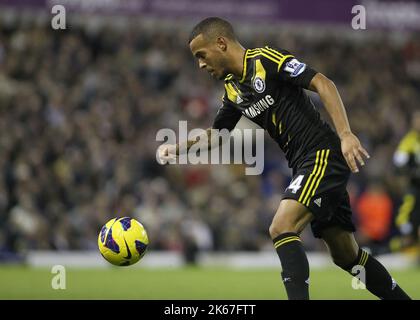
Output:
(338, 130), (352, 140)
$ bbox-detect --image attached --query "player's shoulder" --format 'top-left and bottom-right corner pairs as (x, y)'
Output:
(246, 46), (293, 61)
(246, 45), (294, 71)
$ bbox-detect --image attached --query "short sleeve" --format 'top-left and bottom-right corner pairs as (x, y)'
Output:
(278, 56), (318, 89)
(260, 47), (318, 89)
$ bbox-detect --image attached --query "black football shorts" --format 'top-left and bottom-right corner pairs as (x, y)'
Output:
(283, 148), (356, 238)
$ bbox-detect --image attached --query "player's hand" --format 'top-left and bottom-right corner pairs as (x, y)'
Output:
(156, 144), (177, 165)
(340, 132), (370, 173)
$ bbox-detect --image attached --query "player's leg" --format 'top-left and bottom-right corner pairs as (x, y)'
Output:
(269, 199), (314, 300)
(321, 226), (411, 300)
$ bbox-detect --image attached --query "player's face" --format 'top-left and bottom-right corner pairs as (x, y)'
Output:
(190, 34), (229, 80)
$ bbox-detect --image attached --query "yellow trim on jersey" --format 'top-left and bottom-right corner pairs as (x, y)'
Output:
(305, 149), (330, 206)
(261, 48), (293, 72)
(395, 194), (416, 227)
(283, 134), (292, 149)
(243, 47), (294, 80)
(247, 48), (260, 55)
(240, 49), (250, 83)
(298, 150), (321, 203)
(253, 59), (266, 82)
(224, 82), (240, 103)
(277, 55), (294, 72)
(271, 110), (282, 134)
(261, 48), (284, 61)
(274, 236), (301, 249)
(264, 46), (285, 58)
(246, 51), (262, 58)
(260, 51), (282, 65)
(224, 74), (233, 82)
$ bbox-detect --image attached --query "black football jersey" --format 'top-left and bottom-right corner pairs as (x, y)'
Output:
(212, 46), (340, 169)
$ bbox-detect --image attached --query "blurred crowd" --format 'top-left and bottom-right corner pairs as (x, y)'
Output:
(0, 16), (419, 257)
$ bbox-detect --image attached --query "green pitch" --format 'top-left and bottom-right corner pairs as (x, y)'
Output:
(0, 266), (419, 300)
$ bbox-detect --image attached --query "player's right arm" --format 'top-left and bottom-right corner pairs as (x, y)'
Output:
(157, 100), (242, 164)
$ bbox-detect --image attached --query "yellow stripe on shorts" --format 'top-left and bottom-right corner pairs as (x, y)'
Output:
(304, 149), (330, 206)
(298, 150), (321, 203)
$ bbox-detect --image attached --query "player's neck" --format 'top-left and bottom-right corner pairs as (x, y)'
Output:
(229, 44), (246, 79)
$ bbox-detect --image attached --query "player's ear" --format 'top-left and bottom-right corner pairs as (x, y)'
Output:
(216, 37), (227, 51)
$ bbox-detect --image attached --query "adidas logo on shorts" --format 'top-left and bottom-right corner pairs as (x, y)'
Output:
(314, 198), (322, 207)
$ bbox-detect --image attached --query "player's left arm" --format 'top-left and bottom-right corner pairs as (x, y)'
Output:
(269, 48), (369, 172)
(308, 73), (370, 173)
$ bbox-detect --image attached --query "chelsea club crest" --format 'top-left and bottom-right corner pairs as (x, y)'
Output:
(253, 77), (265, 93)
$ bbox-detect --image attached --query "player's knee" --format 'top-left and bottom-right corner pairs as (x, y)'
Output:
(330, 251), (358, 269)
(269, 201), (313, 239)
(269, 220), (297, 239)
(269, 223), (281, 239)
(331, 256), (350, 269)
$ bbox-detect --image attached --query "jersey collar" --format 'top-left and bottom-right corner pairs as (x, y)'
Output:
(224, 49), (248, 83)
(240, 49), (249, 83)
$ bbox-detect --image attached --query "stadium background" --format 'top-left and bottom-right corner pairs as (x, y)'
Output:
(0, 0), (419, 299)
